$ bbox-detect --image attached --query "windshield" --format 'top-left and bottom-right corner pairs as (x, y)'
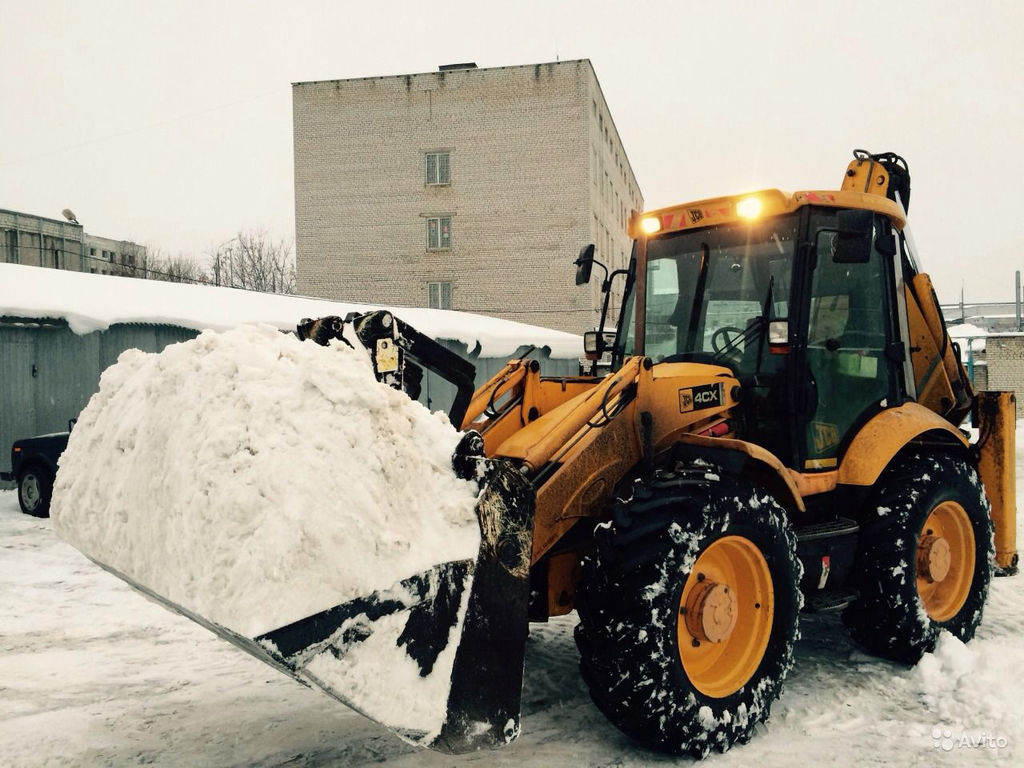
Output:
(620, 214), (798, 376)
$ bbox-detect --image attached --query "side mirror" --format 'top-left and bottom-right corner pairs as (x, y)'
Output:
(575, 244), (595, 285)
(832, 209), (873, 263)
(583, 329), (616, 358)
(768, 320), (790, 355)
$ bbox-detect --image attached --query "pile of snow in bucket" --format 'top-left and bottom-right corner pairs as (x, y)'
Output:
(51, 324), (481, 639)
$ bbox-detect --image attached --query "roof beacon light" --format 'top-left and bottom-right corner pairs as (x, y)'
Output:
(736, 196), (763, 220)
(641, 216), (662, 235)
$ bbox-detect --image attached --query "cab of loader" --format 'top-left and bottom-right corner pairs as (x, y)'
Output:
(580, 152), (970, 476)
(627, 203), (899, 471)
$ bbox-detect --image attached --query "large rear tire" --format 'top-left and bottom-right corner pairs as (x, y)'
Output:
(574, 467), (801, 757)
(842, 452), (993, 665)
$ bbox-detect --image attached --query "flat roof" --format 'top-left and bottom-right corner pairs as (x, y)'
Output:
(292, 58), (590, 88)
(0, 207), (83, 229)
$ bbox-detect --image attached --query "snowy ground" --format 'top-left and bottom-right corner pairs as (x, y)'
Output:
(3, 488), (1023, 767)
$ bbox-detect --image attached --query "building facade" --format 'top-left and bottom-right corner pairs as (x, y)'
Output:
(84, 233), (147, 277)
(292, 59), (642, 334)
(1, 208), (146, 277)
(1, 209), (84, 271)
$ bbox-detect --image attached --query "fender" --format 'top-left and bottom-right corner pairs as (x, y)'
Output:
(672, 433), (806, 513)
(838, 402), (968, 487)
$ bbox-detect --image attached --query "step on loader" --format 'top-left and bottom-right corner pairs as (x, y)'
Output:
(73, 151), (1017, 757)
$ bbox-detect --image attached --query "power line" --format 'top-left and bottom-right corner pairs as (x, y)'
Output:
(5, 244), (214, 286)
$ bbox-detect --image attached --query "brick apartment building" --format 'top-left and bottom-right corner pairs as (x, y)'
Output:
(292, 59), (642, 334)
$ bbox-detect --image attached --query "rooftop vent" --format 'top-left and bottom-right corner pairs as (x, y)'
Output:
(439, 62), (478, 71)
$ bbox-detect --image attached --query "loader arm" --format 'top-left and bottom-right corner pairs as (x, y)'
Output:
(463, 358), (603, 455)
(298, 311), (477, 427)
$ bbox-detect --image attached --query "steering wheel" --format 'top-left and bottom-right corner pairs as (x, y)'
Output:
(711, 326), (745, 355)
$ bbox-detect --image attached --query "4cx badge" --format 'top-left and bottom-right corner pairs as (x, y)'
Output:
(679, 383), (724, 413)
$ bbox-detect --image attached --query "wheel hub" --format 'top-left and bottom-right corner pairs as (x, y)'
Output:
(22, 477), (40, 506)
(917, 534), (952, 583)
(684, 580), (738, 644)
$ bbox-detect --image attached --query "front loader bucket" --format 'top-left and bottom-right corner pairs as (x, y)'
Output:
(55, 316), (538, 752)
(89, 460), (535, 752)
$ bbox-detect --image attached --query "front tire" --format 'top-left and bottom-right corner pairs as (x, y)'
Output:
(842, 452), (993, 665)
(575, 467), (801, 757)
(18, 465), (53, 518)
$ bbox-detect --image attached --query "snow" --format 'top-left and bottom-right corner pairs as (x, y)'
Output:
(48, 324), (482, 742)
(302, 603), (469, 739)
(947, 322), (988, 352)
(0, 263), (583, 359)
(2, 421), (1024, 765)
(2, 498), (1024, 766)
(52, 324), (480, 637)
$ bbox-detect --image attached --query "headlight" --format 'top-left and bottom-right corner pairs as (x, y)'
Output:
(736, 197), (763, 220)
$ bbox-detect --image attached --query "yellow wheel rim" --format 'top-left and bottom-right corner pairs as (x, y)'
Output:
(677, 535), (774, 699)
(917, 501), (975, 622)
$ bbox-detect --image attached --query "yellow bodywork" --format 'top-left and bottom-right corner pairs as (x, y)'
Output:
(976, 391), (1018, 572)
(837, 403), (968, 486)
(632, 187), (906, 240)
(905, 273), (974, 423)
(464, 356), (807, 615)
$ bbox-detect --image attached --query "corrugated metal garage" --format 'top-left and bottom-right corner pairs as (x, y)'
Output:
(0, 315), (578, 487)
(1, 318), (197, 469)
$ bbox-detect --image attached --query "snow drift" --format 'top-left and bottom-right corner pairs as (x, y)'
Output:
(50, 323), (481, 638)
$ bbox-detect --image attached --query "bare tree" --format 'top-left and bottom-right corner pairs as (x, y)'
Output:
(148, 249), (210, 284)
(214, 230), (296, 294)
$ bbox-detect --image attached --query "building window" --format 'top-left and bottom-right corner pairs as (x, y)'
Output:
(426, 152), (450, 185)
(426, 216), (451, 250)
(428, 281), (452, 310)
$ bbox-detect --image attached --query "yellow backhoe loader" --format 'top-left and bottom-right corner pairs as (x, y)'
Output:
(77, 151), (1018, 757)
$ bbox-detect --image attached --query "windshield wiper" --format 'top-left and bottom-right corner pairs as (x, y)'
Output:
(684, 243), (711, 352)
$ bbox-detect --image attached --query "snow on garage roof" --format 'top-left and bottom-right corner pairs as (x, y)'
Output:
(0, 263), (583, 359)
(947, 322), (988, 352)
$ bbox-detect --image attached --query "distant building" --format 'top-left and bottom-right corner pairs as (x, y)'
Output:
(1, 208), (146, 277)
(1, 208), (84, 271)
(84, 233), (147, 277)
(292, 59), (642, 335)
(943, 301), (1021, 334)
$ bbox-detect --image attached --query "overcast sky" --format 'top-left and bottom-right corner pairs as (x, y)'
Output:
(2, 0), (1021, 303)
